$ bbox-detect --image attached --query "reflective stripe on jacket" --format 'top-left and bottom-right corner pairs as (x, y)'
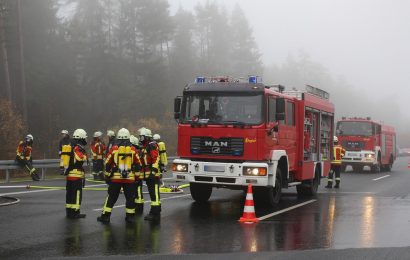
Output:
(332, 145), (346, 165)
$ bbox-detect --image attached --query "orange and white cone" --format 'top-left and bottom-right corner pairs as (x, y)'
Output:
(239, 184), (259, 223)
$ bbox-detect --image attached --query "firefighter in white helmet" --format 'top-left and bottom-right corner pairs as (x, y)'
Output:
(91, 131), (106, 180)
(97, 128), (141, 224)
(63, 129), (88, 219)
(153, 134), (167, 173)
(106, 130), (116, 154)
(136, 127), (161, 221)
(15, 134), (39, 181)
(326, 136), (346, 189)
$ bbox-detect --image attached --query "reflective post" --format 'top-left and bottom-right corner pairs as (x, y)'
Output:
(6, 169), (10, 183)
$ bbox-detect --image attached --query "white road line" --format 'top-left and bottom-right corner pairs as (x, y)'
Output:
(258, 199), (316, 221)
(92, 194), (191, 211)
(373, 175), (390, 181)
(0, 183), (106, 196)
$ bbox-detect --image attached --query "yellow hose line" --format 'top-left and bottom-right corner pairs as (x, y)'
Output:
(178, 184), (190, 189)
(85, 179), (105, 183)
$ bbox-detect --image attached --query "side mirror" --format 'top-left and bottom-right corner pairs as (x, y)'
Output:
(275, 97), (285, 121)
(174, 97), (182, 119)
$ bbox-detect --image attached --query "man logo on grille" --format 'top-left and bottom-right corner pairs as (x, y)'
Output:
(212, 147), (221, 154)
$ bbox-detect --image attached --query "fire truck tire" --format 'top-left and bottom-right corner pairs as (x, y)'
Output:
(267, 170), (282, 206)
(190, 183), (212, 203)
(371, 156), (381, 173)
(296, 169), (319, 197)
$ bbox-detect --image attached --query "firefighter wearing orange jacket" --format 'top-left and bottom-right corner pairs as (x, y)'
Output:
(63, 129), (88, 219)
(326, 136), (346, 189)
(91, 131), (106, 180)
(97, 128), (141, 224)
(136, 127), (161, 222)
(16, 134), (40, 181)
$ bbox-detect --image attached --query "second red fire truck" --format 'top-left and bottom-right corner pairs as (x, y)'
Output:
(172, 76), (335, 205)
(336, 117), (396, 173)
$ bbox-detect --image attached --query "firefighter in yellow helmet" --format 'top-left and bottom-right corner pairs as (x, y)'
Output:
(153, 134), (167, 173)
(15, 134), (39, 181)
(63, 129), (88, 219)
(136, 127), (161, 221)
(97, 128), (141, 224)
(326, 136), (346, 189)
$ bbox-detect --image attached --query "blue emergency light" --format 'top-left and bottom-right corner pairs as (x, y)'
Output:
(249, 76), (258, 84)
(196, 77), (206, 83)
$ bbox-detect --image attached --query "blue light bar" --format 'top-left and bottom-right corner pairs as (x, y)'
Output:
(196, 77), (206, 83)
(249, 76), (257, 84)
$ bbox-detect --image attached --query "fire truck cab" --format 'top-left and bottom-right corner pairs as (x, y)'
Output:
(336, 117), (396, 173)
(173, 76), (335, 205)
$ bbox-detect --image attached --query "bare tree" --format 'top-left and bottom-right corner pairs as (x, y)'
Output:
(0, 0), (11, 102)
(16, 0), (27, 122)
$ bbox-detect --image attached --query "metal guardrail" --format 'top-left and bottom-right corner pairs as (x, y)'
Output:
(0, 156), (178, 183)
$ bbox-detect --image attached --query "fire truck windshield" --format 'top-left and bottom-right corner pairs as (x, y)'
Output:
(181, 93), (263, 125)
(337, 121), (373, 136)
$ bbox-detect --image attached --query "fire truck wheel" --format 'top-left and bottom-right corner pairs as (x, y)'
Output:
(267, 170), (282, 206)
(190, 183), (212, 203)
(296, 169), (319, 197)
(371, 156), (381, 173)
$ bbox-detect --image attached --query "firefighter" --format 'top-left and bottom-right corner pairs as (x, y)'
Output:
(15, 134), (40, 181)
(91, 131), (106, 180)
(130, 135), (140, 150)
(63, 129), (88, 219)
(59, 130), (71, 174)
(326, 136), (346, 189)
(137, 127), (161, 222)
(106, 130), (116, 154)
(97, 128), (141, 224)
(153, 134), (168, 173)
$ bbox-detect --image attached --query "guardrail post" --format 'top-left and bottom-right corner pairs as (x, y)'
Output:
(6, 169), (10, 183)
(41, 168), (45, 180)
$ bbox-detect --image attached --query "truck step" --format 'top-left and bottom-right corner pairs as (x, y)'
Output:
(288, 182), (302, 187)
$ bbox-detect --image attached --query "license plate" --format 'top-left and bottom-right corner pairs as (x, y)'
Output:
(204, 165), (225, 172)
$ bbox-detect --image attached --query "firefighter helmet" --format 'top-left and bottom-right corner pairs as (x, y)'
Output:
(153, 134), (161, 141)
(61, 130), (69, 135)
(117, 128), (130, 140)
(26, 134), (34, 141)
(93, 131), (103, 138)
(73, 129), (87, 139)
(333, 136), (338, 143)
(107, 130), (115, 137)
(130, 135), (139, 145)
(138, 127), (152, 137)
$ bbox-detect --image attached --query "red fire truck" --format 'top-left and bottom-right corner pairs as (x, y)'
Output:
(172, 76), (335, 205)
(336, 117), (396, 173)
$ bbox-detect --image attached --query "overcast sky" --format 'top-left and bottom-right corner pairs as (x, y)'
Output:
(169, 0), (410, 120)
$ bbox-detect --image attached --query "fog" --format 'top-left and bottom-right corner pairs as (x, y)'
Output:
(170, 0), (410, 133)
(1, 0), (409, 158)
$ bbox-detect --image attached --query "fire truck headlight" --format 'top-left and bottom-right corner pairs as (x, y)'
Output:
(172, 163), (188, 172)
(243, 167), (267, 176)
(365, 153), (375, 158)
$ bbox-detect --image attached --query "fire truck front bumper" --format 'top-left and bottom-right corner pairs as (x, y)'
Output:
(342, 151), (377, 165)
(172, 159), (270, 187)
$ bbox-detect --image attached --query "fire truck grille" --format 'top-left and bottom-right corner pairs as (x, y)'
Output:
(190, 137), (244, 156)
(343, 140), (365, 150)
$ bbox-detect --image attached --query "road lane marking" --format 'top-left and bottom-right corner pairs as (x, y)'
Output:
(92, 194), (191, 211)
(258, 199), (316, 221)
(372, 175), (390, 181)
(0, 184), (106, 196)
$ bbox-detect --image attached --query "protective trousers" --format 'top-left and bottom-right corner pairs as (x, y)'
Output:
(135, 179), (144, 213)
(102, 182), (136, 216)
(146, 176), (161, 215)
(16, 157), (37, 175)
(92, 159), (104, 180)
(66, 179), (83, 216)
(327, 164), (341, 187)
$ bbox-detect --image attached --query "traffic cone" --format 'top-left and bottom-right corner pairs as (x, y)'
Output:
(239, 184), (259, 223)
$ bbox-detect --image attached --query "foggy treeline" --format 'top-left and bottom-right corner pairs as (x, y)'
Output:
(0, 0), (407, 159)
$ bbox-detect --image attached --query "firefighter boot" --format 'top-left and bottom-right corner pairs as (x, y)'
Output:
(125, 213), (136, 223)
(71, 210), (86, 219)
(30, 169), (40, 181)
(97, 213), (111, 224)
(325, 181), (332, 189)
(66, 208), (73, 218)
(136, 203), (144, 215)
(334, 181), (340, 189)
(144, 206), (161, 222)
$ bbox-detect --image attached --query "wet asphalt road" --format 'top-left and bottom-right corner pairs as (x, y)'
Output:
(2, 157), (410, 259)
